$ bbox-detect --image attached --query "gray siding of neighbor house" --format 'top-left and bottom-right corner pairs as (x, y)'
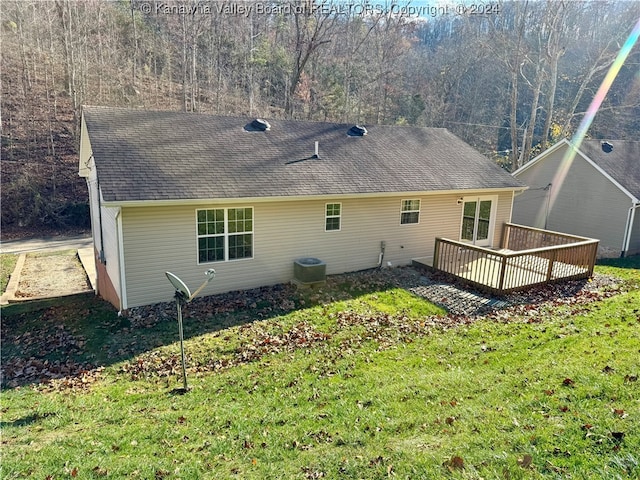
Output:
(513, 144), (631, 254)
(119, 191), (514, 308)
(629, 212), (640, 256)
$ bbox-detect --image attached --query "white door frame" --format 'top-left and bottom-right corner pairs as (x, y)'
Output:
(460, 195), (498, 247)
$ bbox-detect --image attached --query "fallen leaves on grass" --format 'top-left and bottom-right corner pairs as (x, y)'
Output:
(5, 322), (86, 357)
(126, 283), (302, 329)
(119, 352), (183, 380)
(443, 455), (465, 471)
(1, 356), (104, 391)
(120, 321), (330, 380)
(1, 267), (626, 391)
(92, 466), (108, 477)
(517, 454), (533, 469)
(238, 322), (330, 362)
(611, 431), (625, 442)
(301, 466), (326, 479)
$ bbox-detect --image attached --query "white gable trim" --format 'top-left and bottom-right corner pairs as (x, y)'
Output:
(513, 139), (638, 203)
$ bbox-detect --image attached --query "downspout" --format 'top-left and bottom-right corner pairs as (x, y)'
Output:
(97, 178), (106, 264)
(621, 202), (640, 257)
(543, 183), (552, 230)
(115, 209), (127, 311)
(378, 241), (386, 269)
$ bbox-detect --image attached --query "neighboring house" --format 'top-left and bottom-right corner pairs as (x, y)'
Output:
(512, 139), (640, 258)
(79, 106), (525, 310)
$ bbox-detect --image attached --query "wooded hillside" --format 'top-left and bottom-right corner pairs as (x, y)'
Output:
(1, 0), (639, 234)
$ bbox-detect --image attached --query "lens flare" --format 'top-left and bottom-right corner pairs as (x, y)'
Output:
(537, 18), (640, 227)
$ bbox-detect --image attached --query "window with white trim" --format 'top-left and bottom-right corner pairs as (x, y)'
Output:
(197, 207), (253, 263)
(400, 199), (420, 224)
(325, 203), (341, 231)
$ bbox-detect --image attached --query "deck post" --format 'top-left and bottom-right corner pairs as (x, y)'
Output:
(501, 223), (510, 249)
(498, 256), (507, 291)
(433, 238), (441, 270)
(587, 241), (599, 276)
(545, 249), (557, 283)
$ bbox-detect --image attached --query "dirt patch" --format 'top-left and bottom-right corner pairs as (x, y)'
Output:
(16, 252), (91, 298)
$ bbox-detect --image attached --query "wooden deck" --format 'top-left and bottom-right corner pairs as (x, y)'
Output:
(426, 224), (599, 295)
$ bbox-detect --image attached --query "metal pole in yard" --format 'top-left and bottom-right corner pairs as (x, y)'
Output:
(175, 293), (188, 392)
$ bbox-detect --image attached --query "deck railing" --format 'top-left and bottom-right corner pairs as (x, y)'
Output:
(501, 223), (592, 250)
(433, 223), (599, 295)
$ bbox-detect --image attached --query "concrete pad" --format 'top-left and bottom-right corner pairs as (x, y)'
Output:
(1, 249), (96, 305)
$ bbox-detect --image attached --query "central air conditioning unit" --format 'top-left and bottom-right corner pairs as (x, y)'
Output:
(293, 257), (326, 286)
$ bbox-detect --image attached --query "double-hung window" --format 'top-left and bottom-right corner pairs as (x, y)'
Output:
(400, 199), (420, 224)
(325, 203), (341, 231)
(197, 207), (253, 263)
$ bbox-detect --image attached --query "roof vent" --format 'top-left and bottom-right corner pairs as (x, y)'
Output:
(246, 118), (270, 131)
(601, 141), (613, 153)
(348, 125), (367, 136)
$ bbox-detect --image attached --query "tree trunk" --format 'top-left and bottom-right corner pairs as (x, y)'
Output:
(130, 0), (137, 86)
(520, 60), (544, 164)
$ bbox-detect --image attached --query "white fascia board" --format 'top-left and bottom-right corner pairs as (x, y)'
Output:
(101, 187), (525, 208)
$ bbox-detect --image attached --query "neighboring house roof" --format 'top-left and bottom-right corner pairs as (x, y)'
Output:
(514, 138), (640, 202)
(578, 140), (640, 201)
(82, 106), (523, 203)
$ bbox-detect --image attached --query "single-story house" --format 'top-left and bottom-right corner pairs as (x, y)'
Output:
(512, 139), (640, 258)
(79, 106), (526, 310)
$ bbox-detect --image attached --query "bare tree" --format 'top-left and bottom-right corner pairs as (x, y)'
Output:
(285, 1), (337, 117)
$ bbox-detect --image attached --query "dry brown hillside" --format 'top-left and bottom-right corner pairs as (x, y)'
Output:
(1, 25), (86, 238)
(2, 0), (639, 240)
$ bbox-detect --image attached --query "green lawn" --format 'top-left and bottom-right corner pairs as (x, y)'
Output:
(1, 260), (638, 479)
(1, 253), (18, 294)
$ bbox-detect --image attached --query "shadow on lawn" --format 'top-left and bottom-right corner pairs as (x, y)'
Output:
(0, 269), (397, 390)
(597, 254), (640, 270)
(1, 262), (631, 391)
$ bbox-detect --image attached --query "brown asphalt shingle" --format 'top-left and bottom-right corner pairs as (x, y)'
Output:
(82, 106), (523, 203)
(578, 140), (640, 200)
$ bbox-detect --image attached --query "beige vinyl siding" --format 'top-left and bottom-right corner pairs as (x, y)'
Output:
(101, 206), (122, 301)
(494, 191), (514, 245)
(78, 115), (92, 178)
(513, 144), (631, 251)
(120, 192), (515, 307)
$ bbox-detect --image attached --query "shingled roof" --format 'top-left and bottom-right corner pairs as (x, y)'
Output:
(81, 106), (523, 203)
(578, 140), (640, 200)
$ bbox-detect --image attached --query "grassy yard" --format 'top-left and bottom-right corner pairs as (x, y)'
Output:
(1, 259), (638, 479)
(1, 253), (18, 294)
